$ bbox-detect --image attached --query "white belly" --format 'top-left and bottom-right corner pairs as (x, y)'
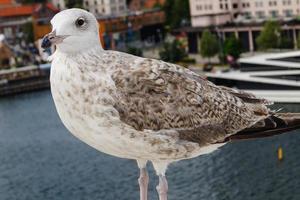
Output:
(50, 60), (140, 159)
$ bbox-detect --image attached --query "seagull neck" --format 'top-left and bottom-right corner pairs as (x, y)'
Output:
(54, 44), (103, 57)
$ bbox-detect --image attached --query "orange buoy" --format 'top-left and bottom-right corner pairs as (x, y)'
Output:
(278, 147), (283, 161)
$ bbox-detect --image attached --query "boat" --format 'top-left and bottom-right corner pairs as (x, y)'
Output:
(205, 51), (300, 103)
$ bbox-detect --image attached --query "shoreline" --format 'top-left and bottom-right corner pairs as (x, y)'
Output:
(0, 65), (50, 97)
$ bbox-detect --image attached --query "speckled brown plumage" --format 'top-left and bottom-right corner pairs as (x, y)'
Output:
(111, 58), (271, 145)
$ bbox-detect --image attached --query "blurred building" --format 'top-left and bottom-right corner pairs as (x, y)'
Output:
(185, 0), (300, 53)
(84, 0), (127, 16)
(127, 0), (165, 11)
(98, 9), (165, 49)
(190, 0), (300, 27)
(0, 0), (58, 40)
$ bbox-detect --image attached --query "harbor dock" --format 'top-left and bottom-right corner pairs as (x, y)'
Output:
(0, 65), (50, 96)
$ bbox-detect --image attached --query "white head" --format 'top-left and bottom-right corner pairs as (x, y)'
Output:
(41, 8), (102, 54)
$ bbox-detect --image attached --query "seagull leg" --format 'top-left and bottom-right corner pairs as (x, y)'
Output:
(152, 161), (169, 200)
(137, 160), (149, 200)
(156, 175), (168, 200)
(138, 167), (149, 200)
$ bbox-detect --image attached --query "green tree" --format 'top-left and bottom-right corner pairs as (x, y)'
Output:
(127, 46), (143, 57)
(64, 0), (83, 8)
(224, 35), (243, 59)
(279, 37), (294, 49)
(200, 30), (219, 63)
(159, 39), (187, 63)
(163, 0), (190, 29)
(256, 21), (281, 50)
(153, 1), (163, 9)
(22, 22), (34, 43)
(297, 34), (300, 49)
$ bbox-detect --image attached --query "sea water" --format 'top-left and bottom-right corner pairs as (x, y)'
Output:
(0, 91), (300, 200)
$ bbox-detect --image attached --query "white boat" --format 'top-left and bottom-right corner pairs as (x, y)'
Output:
(205, 51), (300, 103)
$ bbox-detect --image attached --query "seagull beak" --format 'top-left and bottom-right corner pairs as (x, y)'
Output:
(41, 30), (68, 49)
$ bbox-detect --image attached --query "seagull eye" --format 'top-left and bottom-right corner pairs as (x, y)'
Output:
(75, 18), (86, 27)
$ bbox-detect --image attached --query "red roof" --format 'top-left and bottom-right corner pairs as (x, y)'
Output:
(0, 5), (34, 17)
(0, 0), (12, 5)
(0, 3), (58, 17)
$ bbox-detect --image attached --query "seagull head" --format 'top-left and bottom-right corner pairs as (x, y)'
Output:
(41, 8), (101, 54)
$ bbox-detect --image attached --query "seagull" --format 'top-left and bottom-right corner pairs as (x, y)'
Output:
(42, 8), (300, 200)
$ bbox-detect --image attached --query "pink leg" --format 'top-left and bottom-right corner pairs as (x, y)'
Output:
(156, 175), (168, 200)
(138, 167), (149, 200)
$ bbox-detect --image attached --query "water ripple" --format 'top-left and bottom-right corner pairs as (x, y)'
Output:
(0, 91), (300, 200)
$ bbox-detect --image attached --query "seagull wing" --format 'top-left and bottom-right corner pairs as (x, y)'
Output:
(111, 58), (271, 145)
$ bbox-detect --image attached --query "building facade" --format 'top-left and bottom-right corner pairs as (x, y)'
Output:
(0, 1), (58, 40)
(187, 0), (300, 53)
(190, 0), (300, 27)
(99, 9), (165, 49)
(83, 0), (127, 16)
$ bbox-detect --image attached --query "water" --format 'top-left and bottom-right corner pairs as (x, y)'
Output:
(0, 91), (300, 200)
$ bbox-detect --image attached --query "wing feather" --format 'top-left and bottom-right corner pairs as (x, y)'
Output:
(111, 58), (270, 144)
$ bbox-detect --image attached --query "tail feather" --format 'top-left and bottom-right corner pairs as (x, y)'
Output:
(224, 113), (300, 142)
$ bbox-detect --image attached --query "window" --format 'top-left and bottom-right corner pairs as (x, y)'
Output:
(269, 1), (277, 6)
(196, 5), (202, 10)
(232, 3), (238, 9)
(244, 12), (252, 19)
(119, 5), (125, 11)
(4, 27), (12, 37)
(256, 11), (265, 18)
(270, 10), (279, 18)
(242, 3), (250, 8)
(283, 0), (292, 5)
(283, 9), (293, 17)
